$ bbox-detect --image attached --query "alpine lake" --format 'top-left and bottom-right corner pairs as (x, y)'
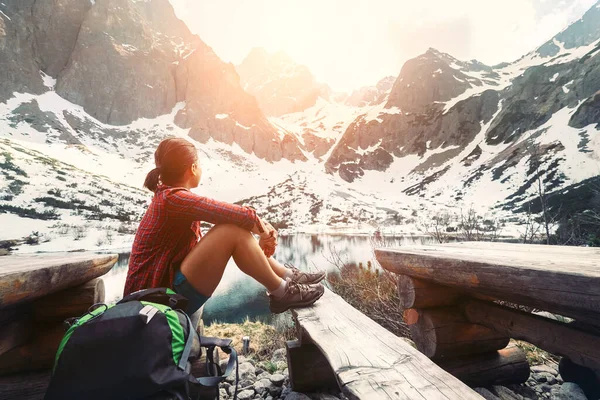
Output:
(103, 234), (435, 324)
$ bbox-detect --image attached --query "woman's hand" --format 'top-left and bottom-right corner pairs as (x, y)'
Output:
(259, 221), (278, 257)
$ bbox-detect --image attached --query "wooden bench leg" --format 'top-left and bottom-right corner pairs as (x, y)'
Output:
(437, 343), (530, 387)
(286, 340), (338, 393)
(559, 358), (600, 400)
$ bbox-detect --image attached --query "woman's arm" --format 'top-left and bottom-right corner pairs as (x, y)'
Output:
(165, 188), (258, 230)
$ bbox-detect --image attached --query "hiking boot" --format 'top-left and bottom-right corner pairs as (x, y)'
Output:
(269, 280), (325, 314)
(285, 263), (326, 285)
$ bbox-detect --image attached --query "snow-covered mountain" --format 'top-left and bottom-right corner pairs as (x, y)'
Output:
(237, 48), (330, 117)
(1, 0), (600, 252)
(325, 3), (600, 215)
(344, 76), (396, 108)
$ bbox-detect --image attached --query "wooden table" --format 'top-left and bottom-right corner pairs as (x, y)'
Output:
(376, 242), (600, 389)
(0, 253), (117, 308)
(376, 242), (600, 324)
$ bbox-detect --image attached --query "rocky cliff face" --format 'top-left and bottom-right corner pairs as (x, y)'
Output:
(325, 1), (600, 212)
(0, 0), (305, 162)
(325, 49), (503, 182)
(344, 76), (395, 107)
(237, 48), (330, 117)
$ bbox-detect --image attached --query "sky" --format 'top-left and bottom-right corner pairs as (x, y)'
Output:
(170, 0), (598, 92)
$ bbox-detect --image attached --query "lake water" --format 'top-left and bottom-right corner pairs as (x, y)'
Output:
(103, 234), (434, 324)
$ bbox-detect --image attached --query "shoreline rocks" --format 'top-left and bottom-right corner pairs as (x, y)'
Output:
(218, 350), (344, 400)
(474, 362), (590, 400)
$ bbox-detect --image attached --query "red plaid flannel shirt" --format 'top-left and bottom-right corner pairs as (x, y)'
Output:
(123, 185), (258, 296)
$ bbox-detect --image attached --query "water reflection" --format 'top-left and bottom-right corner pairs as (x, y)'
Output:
(103, 234), (434, 324)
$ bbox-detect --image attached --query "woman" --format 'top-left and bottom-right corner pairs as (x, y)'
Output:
(124, 137), (325, 315)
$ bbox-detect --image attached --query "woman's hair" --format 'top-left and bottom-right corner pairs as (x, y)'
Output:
(144, 137), (198, 192)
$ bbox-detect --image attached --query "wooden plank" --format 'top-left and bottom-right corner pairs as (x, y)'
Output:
(0, 253), (117, 308)
(286, 340), (339, 393)
(404, 307), (509, 359)
(0, 323), (64, 375)
(437, 343), (529, 387)
(397, 276), (461, 309)
(463, 299), (600, 371)
(32, 278), (105, 321)
(0, 370), (51, 400)
(292, 288), (483, 400)
(376, 243), (600, 322)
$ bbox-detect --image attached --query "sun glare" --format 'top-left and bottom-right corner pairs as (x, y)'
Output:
(174, 0), (596, 92)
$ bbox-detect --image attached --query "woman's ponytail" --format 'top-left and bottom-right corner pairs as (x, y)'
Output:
(144, 167), (161, 193)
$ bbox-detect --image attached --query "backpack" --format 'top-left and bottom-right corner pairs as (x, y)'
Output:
(44, 288), (238, 400)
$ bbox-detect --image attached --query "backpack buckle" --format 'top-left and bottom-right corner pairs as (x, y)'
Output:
(139, 305), (159, 324)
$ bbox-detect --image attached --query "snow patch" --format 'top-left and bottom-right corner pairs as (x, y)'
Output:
(40, 71), (57, 90)
(550, 73), (559, 82)
(0, 8), (11, 21)
(235, 121), (251, 130)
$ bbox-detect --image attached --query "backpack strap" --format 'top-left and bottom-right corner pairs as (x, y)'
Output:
(178, 312), (197, 370)
(119, 288), (189, 311)
(197, 346), (238, 387)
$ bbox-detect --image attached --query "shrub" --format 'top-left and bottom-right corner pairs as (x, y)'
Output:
(72, 226), (87, 241)
(204, 318), (295, 363)
(0, 204), (59, 220)
(25, 231), (41, 245)
(327, 260), (410, 338)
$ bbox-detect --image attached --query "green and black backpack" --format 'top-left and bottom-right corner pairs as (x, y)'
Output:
(44, 288), (238, 400)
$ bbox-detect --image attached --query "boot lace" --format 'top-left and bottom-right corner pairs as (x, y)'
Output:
(286, 280), (311, 300)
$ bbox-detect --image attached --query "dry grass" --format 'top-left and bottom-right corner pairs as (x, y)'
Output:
(513, 339), (560, 366)
(204, 317), (296, 363)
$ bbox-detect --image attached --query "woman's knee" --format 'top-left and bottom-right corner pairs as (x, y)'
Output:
(208, 224), (252, 242)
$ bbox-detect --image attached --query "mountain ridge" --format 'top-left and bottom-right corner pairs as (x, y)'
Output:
(1, 0), (599, 250)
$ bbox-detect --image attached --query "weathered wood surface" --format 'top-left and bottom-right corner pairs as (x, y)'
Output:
(0, 316), (33, 356)
(0, 323), (64, 375)
(291, 288), (483, 399)
(0, 253), (117, 308)
(376, 242), (600, 323)
(0, 370), (51, 400)
(397, 276), (461, 309)
(437, 343), (529, 387)
(32, 277), (105, 321)
(286, 340), (339, 393)
(404, 307), (509, 359)
(463, 299), (600, 372)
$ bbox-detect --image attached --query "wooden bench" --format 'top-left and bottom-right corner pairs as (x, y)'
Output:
(376, 242), (600, 396)
(0, 253), (118, 400)
(288, 288), (483, 399)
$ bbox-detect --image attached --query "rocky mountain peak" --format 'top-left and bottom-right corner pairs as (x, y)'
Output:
(345, 76), (395, 107)
(537, 0), (600, 57)
(237, 48), (330, 116)
(0, 0), (305, 162)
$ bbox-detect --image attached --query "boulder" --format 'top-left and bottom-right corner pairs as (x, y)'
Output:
(238, 362), (257, 381)
(532, 365), (559, 376)
(252, 378), (273, 396)
(474, 388), (501, 400)
(284, 392), (312, 400)
(236, 389), (255, 400)
(271, 348), (287, 364)
(269, 373), (286, 387)
(550, 382), (588, 400)
(491, 385), (524, 400)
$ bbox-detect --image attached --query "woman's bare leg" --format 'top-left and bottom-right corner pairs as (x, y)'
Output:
(267, 257), (289, 278)
(180, 224), (282, 297)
